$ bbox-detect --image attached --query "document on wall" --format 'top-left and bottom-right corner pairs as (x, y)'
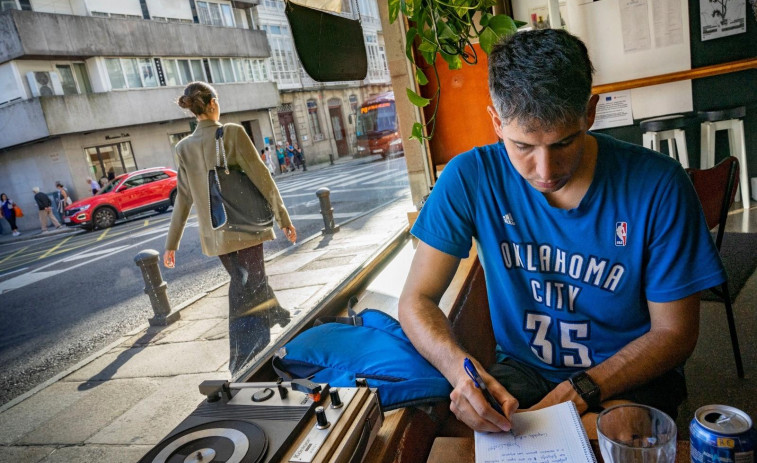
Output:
(700, 0), (746, 41)
(590, 91), (634, 131)
(619, 0), (651, 53)
(652, 0), (684, 48)
(474, 402), (597, 463)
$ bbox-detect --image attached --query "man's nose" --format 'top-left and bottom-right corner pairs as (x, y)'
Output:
(534, 149), (559, 180)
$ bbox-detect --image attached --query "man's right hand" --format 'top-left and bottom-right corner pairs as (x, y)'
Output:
(449, 364), (519, 433)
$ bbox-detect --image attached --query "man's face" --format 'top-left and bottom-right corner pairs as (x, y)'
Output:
(488, 96), (598, 194)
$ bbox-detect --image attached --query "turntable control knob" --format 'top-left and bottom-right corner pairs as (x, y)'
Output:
(329, 388), (343, 408)
(315, 406), (330, 429)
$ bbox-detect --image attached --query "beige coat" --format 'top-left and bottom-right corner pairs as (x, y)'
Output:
(165, 119), (292, 257)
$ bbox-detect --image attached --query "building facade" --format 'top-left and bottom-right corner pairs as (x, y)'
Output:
(0, 0), (391, 232)
(250, 0), (391, 163)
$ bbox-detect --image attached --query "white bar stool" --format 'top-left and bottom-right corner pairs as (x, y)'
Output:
(640, 115), (690, 168)
(699, 106), (750, 205)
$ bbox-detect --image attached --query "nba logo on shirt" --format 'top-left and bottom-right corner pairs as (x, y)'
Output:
(615, 222), (627, 246)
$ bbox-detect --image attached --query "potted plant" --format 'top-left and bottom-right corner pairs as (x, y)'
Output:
(388, 0), (520, 143)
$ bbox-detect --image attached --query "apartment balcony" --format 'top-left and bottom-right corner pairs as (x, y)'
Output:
(0, 9), (270, 63)
(0, 82), (279, 149)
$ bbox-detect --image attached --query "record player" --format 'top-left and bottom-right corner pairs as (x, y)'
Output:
(138, 378), (383, 463)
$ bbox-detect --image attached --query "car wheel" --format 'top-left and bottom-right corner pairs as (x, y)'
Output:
(93, 207), (116, 229)
(155, 205), (169, 214)
(169, 190), (177, 206)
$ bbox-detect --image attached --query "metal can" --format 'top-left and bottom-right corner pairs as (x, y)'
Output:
(690, 405), (756, 463)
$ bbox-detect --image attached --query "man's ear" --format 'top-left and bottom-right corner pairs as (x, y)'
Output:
(487, 106), (504, 140)
(585, 94), (600, 128)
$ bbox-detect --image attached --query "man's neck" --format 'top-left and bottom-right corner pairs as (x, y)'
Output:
(543, 134), (598, 210)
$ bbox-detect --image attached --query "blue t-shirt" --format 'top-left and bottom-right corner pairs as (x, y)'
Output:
(411, 133), (726, 382)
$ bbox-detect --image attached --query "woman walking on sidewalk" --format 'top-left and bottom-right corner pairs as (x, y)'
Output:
(163, 81), (297, 375)
(1, 193), (21, 236)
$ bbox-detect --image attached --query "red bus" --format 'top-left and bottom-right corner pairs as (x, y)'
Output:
(355, 91), (404, 159)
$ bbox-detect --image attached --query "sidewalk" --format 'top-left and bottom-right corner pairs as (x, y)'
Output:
(0, 195), (412, 462)
(0, 155), (383, 246)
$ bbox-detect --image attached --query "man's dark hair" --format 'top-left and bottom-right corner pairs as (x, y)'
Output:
(488, 29), (594, 130)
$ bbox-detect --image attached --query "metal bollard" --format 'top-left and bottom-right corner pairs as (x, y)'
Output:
(316, 187), (340, 234)
(329, 153), (334, 165)
(134, 249), (180, 326)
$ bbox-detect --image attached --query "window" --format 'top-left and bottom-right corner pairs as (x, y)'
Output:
(264, 24), (299, 86)
(73, 63), (92, 93)
(307, 99), (324, 141)
(84, 142), (137, 181)
(197, 1), (235, 27)
(162, 59), (205, 86)
(169, 132), (191, 148)
(55, 65), (78, 95)
(106, 58), (159, 89)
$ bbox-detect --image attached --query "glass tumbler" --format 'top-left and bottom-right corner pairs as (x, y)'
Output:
(596, 404), (677, 463)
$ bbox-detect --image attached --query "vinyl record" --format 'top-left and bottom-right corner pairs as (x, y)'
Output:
(139, 420), (267, 463)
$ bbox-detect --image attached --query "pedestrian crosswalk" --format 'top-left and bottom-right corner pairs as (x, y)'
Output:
(276, 161), (409, 196)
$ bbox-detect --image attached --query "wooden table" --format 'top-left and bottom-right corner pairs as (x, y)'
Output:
(426, 437), (691, 462)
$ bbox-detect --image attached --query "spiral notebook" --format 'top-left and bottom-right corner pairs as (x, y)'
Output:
(474, 401), (597, 463)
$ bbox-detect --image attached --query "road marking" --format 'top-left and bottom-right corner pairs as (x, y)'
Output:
(61, 245), (130, 262)
(0, 270), (62, 294)
(144, 219), (149, 226)
(96, 228), (111, 241)
(0, 266), (29, 279)
(0, 246), (29, 265)
(0, 217), (197, 294)
(288, 212), (359, 220)
(39, 236), (73, 259)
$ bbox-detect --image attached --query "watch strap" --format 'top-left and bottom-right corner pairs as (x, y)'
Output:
(569, 371), (602, 411)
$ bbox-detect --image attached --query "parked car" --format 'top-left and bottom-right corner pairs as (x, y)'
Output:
(64, 167), (178, 230)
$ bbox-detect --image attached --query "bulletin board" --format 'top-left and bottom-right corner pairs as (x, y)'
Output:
(511, 0), (694, 120)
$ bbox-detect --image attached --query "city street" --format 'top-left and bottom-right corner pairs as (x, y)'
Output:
(0, 156), (410, 405)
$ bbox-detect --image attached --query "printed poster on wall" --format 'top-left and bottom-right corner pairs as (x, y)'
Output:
(590, 91), (634, 130)
(700, 0), (746, 41)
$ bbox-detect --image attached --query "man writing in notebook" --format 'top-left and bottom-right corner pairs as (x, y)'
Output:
(398, 29), (725, 435)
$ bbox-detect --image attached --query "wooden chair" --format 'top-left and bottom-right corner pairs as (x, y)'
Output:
(685, 156), (743, 378)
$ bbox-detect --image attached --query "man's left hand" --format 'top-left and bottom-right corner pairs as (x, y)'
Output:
(525, 380), (586, 413)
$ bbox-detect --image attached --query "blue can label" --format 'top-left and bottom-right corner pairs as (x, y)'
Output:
(691, 405), (755, 463)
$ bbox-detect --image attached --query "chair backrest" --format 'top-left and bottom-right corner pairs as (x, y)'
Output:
(685, 156), (739, 250)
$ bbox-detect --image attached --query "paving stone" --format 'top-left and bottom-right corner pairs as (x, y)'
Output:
(269, 264), (355, 290)
(19, 378), (159, 445)
(274, 285), (324, 309)
(266, 249), (328, 275)
(87, 371), (229, 446)
(0, 382), (97, 445)
(299, 254), (358, 271)
(64, 339), (229, 382)
(180, 292), (228, 320)
(0, 446), (55, 462)
(39, 445), (154, 463)
(155, 319), (222, 344)
(201, 319), (228, 341)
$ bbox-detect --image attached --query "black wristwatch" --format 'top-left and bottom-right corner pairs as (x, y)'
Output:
(569, 371), (602, 411)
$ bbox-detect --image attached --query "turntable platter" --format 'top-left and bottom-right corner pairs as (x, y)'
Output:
(143, 420), (268, 463)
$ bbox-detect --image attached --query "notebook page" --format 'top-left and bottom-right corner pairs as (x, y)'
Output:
(474, 401), (596, 463)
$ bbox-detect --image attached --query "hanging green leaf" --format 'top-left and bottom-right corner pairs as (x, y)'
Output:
(388, 0), (400, 23)
(418, 39), (437, 54)
(478, 26), (498, 55)
(415, 67), (428, 85)
(405, 28), (418, 64)
(479, 12), (492, 27)
(440, 51), (462, 70)
(487, 15), (518, 37)
(435, 18), (456, 40)
(406, 88), (431, 107)
(410, 122), (425, 142)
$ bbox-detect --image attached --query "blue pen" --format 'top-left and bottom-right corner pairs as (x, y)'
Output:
(464, 357), (506, 416)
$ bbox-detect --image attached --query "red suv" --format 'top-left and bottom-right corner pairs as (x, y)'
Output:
(64, 167), (178, 230)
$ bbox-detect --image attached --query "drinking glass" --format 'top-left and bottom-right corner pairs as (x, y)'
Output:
(596, 404), (677, 463)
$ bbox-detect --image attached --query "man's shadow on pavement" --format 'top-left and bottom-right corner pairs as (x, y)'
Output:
(76, 327), (165, 391)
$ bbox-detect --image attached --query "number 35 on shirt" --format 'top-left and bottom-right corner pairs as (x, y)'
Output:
(525, 312), (593, 368)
